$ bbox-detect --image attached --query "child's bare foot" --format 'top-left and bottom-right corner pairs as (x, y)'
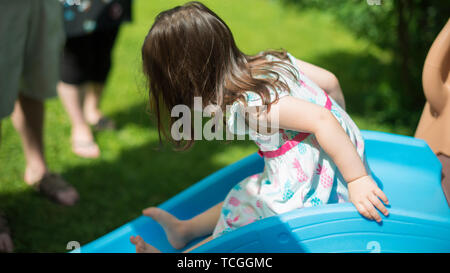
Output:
(142, 207), (192, 250)
(130, 235), (161, 253)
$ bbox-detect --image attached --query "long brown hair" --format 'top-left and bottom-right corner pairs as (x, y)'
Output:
(142, 1), (298, 150)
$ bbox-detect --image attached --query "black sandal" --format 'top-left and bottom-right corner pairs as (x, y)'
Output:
(33, 173), (79, 206)
(0, 211), (13, 252)
(92, 117), (116, 131)
(0, 212), (10, 236)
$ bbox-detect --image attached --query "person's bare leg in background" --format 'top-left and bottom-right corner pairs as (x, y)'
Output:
(58, 82), (100, 158)
(11, 94), (79, 206)
(83, 83), (103, 125)
(83, 83), (115, 130)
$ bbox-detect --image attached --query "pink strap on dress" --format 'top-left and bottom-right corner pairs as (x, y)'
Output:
(258, 90), (333, 158)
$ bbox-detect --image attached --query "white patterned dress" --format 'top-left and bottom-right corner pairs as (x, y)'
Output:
(212, 53), (366, 238)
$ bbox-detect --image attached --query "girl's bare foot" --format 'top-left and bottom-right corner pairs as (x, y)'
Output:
(130, 235), (161, 253)
(143, 207), (193, 250)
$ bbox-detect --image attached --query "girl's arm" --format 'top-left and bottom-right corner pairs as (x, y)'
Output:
(251, 96), (389, 222)
(293, 58), (346, 110)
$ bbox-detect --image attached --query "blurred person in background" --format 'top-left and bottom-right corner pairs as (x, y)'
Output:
(58, 0), (132, 158)
(0, 0), (80, 253)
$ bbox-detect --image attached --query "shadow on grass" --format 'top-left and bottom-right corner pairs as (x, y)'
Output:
(109, 100), (152, 130)
(0, 113), (256, 252)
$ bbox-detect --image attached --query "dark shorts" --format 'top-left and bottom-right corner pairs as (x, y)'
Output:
(60, 26), (120, 85)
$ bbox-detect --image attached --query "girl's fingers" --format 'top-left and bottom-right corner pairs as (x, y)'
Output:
(355, 203), (373, 220)
(368, 194), (389, 216)
(373, 188), (389, 205)
(363, 200), (382, 223)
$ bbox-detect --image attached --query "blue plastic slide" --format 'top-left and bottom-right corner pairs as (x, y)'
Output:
(75, 130), (450, 253)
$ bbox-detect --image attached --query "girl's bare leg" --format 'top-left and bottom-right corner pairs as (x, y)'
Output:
(130, 202), (223, 253)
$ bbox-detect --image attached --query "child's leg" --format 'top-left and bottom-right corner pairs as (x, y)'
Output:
(183, 201), (223, 239)
(130, 202), (223, 252)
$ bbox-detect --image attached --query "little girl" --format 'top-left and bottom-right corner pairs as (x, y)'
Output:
(130, 1), (389, 253)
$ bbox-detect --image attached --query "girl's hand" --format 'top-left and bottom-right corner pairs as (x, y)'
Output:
(267, 96), (389, 222)
(348, 175), (389, 223)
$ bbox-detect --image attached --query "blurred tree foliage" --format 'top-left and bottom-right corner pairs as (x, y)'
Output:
(282, 0), (449, 129)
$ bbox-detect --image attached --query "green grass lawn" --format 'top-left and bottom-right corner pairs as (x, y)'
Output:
(0, 0), (415, 252)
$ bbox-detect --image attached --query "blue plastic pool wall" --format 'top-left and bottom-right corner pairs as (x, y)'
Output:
(78, 131), (450, 253)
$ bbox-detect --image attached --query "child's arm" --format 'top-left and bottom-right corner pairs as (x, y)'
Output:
(293, 58), (346, 110)
(254, 96), (389, 222)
